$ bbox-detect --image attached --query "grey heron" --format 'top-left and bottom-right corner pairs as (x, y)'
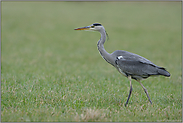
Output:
(74, 23), (170, 106)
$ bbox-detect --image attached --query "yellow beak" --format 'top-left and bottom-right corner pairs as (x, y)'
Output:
(74, 26), (90, 30)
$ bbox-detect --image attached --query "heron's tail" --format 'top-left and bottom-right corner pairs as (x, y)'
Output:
(157, 67), (170, 77)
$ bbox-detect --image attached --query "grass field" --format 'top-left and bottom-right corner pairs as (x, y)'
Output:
(1, 1), (182, 122)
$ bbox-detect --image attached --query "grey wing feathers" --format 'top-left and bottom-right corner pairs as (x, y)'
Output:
(116, 60), (157, 76)
(113, 50), (170, 80)
(112, 50), (156, 66)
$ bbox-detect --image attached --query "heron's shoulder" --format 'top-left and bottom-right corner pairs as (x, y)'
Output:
(112, 50), (156, 65)
(112, 50), (141, 57)
(112, 50), (134, 55)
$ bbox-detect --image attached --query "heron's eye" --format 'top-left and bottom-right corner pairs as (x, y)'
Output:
(91, 25), (95, 28)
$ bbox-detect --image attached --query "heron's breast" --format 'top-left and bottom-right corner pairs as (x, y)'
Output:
(117, 67), (127, 77)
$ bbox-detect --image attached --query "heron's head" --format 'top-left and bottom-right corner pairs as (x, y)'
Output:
(74, 23), (103, 31)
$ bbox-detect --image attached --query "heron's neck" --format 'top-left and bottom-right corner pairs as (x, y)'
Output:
(97, 29), (113, 65)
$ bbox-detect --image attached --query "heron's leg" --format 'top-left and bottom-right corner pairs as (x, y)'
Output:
(125, 76), (132, 107)
(138, 80), (152, 104)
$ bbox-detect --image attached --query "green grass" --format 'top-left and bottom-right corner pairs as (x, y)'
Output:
(1, 1), (182, 122)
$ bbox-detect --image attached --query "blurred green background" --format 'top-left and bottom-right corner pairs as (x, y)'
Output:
(1, 1), (182, 122)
